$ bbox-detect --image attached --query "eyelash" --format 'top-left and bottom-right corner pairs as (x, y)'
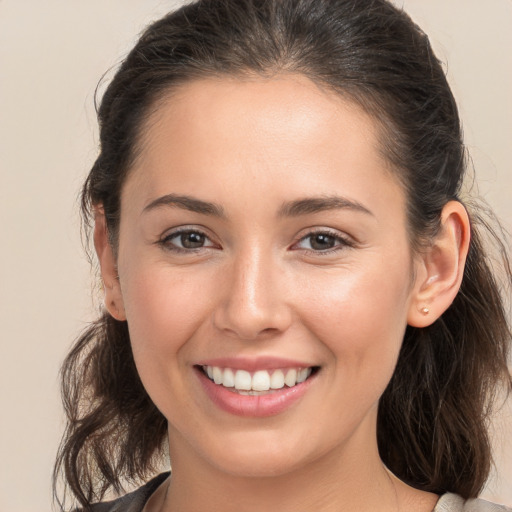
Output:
(292, 228), (354, 256)
(158, 227), (354, 256)
(158, 227), (217, 253)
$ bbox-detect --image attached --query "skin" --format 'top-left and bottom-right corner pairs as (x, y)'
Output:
(95, 75), (470, 512)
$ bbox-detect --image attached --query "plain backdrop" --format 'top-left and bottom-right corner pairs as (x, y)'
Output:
(0, 1), (510, 511)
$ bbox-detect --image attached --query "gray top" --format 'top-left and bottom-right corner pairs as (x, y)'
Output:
(85, 474), (512, 512)
(434, 493), (512, 512)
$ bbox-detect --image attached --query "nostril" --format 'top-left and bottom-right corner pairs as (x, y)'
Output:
(213, 309), (292, 341)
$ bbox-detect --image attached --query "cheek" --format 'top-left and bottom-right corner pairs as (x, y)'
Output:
(119, 261), (217, 371)
(296, 259), (411, 383)
(118, 263), (223, 423)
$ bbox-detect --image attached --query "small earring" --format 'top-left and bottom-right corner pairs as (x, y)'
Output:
(420, 306), (430, 315)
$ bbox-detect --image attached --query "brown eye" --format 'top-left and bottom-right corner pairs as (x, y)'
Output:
(180, 231), (206, 249)
(293, 230), (352, 254)
(161, 229), (215, 251)
(309, 233), (336, 250)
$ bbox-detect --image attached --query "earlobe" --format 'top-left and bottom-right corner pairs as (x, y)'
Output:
(93, 206), (126, 321)
(408, 201), (470, 328)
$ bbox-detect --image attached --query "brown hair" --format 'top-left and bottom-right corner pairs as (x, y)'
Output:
(54, 0), (512, 509)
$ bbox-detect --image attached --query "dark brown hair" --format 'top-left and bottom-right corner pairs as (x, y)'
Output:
(54, 0), (512, 509)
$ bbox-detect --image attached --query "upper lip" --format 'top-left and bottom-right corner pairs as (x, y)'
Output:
(195, 356), (316, 372)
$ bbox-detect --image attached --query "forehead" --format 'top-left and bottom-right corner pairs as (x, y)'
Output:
(139, 74), (382, 160)
(123, 74), (403, 219)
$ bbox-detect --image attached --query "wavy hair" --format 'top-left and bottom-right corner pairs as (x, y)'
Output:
(54, 0), (512, 509)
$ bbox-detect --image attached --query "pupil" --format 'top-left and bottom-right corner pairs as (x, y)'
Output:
(311, 234), (334, 250)
(181, 232), (205, 248)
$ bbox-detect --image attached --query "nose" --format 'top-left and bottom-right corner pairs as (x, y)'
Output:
(213, 248), (292, 340)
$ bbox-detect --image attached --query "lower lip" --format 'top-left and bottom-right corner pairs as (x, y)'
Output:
(196, 368), (315, 417)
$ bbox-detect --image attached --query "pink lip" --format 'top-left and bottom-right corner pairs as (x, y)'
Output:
(196, 356), (313, 372)
(195, 366), (316, 418)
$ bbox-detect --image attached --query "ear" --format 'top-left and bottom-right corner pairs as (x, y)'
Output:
(93, 206), (126, 321)
(407, 201), (470, 328)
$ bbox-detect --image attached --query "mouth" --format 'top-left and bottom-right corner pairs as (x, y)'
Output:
(197, 365), (320, 395)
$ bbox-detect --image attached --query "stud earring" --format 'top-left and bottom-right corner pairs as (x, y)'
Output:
(420, 306), (430, 315)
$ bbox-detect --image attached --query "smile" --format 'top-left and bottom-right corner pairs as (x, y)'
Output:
(196, 364), (319, 417)
(202, 365), (313, 394)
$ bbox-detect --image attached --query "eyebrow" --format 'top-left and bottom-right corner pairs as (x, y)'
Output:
(141, 193), (372, 219)
(142, 194), (225, 217)
(278, 196), (373, 217)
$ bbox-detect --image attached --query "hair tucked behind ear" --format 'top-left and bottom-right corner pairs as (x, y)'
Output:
(378, 213), (511, 497)
(54, 0), (511, 509)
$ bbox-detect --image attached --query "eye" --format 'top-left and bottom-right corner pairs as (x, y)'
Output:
(301, 233), (337, 251)
(160, 228), (216, 251)
(293, 230), (353, 253)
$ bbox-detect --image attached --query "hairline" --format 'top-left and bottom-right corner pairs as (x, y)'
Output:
(108, 70), (423, 260)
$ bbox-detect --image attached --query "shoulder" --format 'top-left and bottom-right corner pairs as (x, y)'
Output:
(435, 493), (512, 512)
(76, 473), (170, 512)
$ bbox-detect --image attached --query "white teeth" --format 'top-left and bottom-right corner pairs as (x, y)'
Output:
(223, 368), (235, 388)
(203, 365), (313, 392)
(212, 366), (223, 385)
(284, 368), (297, 387)
(234, 370), (252, 390)
(297, 368), (310, 383)
(270, 369), (285, 389)
(252, 370), (270, 391)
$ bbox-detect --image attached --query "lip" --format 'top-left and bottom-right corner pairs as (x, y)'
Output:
(196, 356), (313, 372)
(195, 365), (317, 417)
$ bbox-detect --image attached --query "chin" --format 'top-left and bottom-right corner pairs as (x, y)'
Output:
(194, 429), (326, 479)
(212, 453), (307, 479)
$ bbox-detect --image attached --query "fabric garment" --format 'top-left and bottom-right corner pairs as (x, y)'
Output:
(84, 473), (511, 512)
(85, 473), (169, 512)
(434, 494), (512, 512)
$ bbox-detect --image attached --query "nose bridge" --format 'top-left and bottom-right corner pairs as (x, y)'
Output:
(214, 243), (290, 339)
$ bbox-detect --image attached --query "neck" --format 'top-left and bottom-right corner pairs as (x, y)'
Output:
(158, 420), (402, 512)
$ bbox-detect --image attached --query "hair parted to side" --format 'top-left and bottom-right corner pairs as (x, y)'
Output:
(54, 0), (512, 509)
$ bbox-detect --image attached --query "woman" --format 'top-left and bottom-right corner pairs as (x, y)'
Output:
(54, 0), (512, 511)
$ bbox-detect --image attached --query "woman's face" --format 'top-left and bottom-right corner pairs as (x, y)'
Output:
(112, 75), (423, 477)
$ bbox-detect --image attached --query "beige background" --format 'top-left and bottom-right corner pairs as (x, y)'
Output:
(0, 1), (510, 511)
